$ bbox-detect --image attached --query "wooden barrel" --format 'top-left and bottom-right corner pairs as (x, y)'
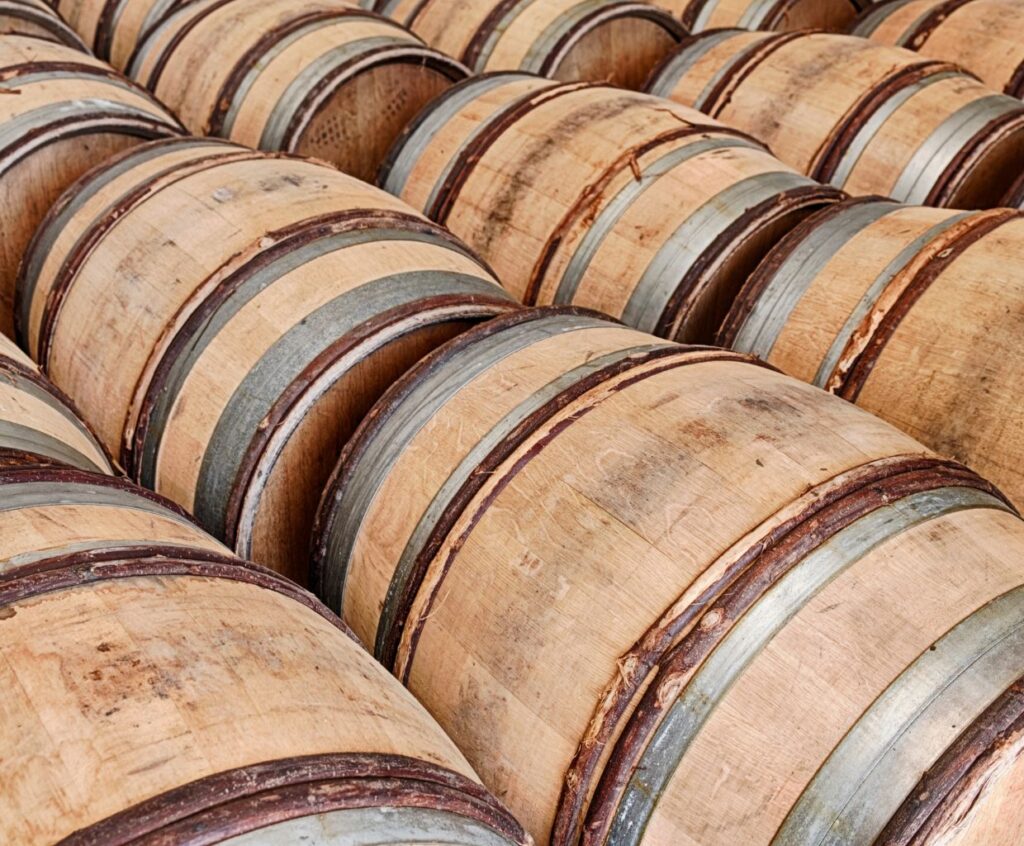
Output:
(853, 0), (1024, 98)
(0, 555), (529, 843)
(380, 74), (841, 342)
(0, 332), (111, 473)
(126, 0), (468, 182)
(647, 29), (1024, 208)
(1007, 171), (1024, 207)
(0, 35), (181, 338)
(313, 306), (1024, 845)
(666, 0), (862, 32)
(367, 0), (685, 90)
(18, 137), (515, 584)
(0, 0), (87, 48)
(720, 199), (1024, 511)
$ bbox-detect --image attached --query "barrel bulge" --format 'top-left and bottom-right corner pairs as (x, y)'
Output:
(313, 306), (1024, 844)
(0, 35), (181, 338)
(666, 0), (863, 32)
(646, 29), (1024, 208)
(17, 137), (515, 585)
(380, 74), (841, 343)
(0, 0), (88, 49)
(0, 550), (530, 845)
(721, 198), (1024, 512)
(853, 0), (1024, 98)
(370, 0), (686, 90)
(125, 0), (468, 182)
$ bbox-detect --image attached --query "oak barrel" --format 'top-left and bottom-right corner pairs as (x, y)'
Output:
(366, 0), (685, 90)
(853, 0), (1024, 98)
(0, 550), (529, 844)
(126, 0), (468, 182)
(647, 29), (1024, 208)
(18, 137), (515, 584)
(720, 198), (1024, 511)
(313, 306), (1024, 845)
(1007, 171), (1024, 207)
(52, 0), (186, 69)
(0, 332), (110, 473)
(0, 35), (180, 337)
(0, 0), (87, 48)
(381, 74), (841, 342)
(667, 0), (862, 32)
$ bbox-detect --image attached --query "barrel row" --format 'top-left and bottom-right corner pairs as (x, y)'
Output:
(853, 0), (1024, 98)
(312, 307), (1024, 845)
(646, 29), (1024, 208)
(382, 74), (842, 343)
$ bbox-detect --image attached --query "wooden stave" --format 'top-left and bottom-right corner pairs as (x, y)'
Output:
(19, 138), (514, 581)
(379, 72), (841, 343)
(0, 552), (529, 846)
(646, 29), (1024, 208)
(720, 197), (1024, 510)
(313, 307), (1024, 842)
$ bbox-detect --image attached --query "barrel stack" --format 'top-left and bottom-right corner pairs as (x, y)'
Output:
(647, 29), (1024, 208)
(366, 0), (686, 90)
(853, 0), (1024, 98)
(0, 2), (1023, 845)
(381, 74), (842, 342)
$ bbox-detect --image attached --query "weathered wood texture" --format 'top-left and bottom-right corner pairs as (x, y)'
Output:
(647, 30), (1024, 208)
(314, 307), (1024, 845)
(0, 552), (530, 845)
(853, 0), (1024, 98)
(366, 0), (685, 90)
(0, 0), (87, 48)
(381, 74), (841, 343)
(18, 137), (515, 585)
(0, 35), (181, 338)
(665, 0), (862, 32)
(721, 199), (1024, 511)
(124, 0), (467, 181)
(0, 332), (110, 473)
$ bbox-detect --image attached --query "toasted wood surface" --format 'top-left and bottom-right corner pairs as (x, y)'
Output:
(372, 0), (684, 89)
(382, 74), (840, 342)
(722, 199), (1024, 512)
(19, 138), (513, 584)
(314, 307), (1024, 844)
(647, 29), (1024, 208)
(0, 35), (180, 338)
(854, 0), (1024, 97)
(126, 0), (467, 181)
(0, 557), (529, 845)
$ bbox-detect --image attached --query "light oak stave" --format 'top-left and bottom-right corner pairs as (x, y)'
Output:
(647, 29), (1024, 208)
(313, 307), (1024, 844)
(18, 138), (514, 584)
(0, 552), (529, 845)
(381, 73), (840, 342)
(0, 0), (87, 49)
(666, 0), (862, 32)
